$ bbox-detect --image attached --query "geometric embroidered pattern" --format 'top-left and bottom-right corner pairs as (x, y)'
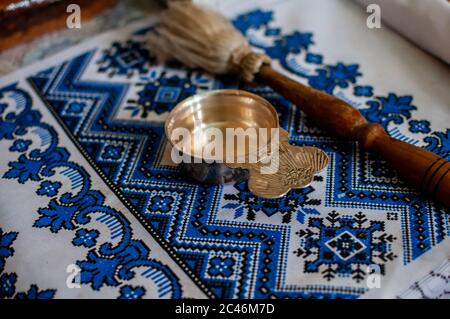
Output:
(22, 9), (449, 299)
(326, 231), (367, 261)
(295, 212), (396, 282)
(0, 83), (182, 299)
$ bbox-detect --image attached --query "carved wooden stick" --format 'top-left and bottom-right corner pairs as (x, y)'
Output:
(257, 66), (450, 206)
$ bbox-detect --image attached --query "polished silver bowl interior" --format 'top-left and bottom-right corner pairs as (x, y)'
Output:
(165, 90), (279, 162)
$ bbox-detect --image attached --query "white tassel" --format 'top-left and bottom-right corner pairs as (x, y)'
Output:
(147, 1), (270, 82)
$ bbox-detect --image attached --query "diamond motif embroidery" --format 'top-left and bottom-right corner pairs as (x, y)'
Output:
(155, 87), (181, 103)
(24, 7), (449, 298)
(325, 231), (367, 261)
(295, 211), (397, 283)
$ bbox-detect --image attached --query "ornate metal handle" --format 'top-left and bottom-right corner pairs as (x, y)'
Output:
(227, 129), (329, 199)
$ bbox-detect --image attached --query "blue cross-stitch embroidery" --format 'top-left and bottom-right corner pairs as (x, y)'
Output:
(223, 182), (320, 223)
(73, 229), (100, 248)
(295, 212), (396, 282)
(36, 180), (62, 197)
(409, 120), (431, 134)
(0, 228), (56, 299)
(0, 84), (183, 299)
(354, 86), (374, 97)
(23, 8), (449, 299)
(119, 285), (146, 299)
(66, 101), (86, 115)
(97, 40), (153, 77)
(127, 75), (196, 116)
(207, 257), (236, 278)
(9, 139), (32, 152)
(424, 130), (450, 159)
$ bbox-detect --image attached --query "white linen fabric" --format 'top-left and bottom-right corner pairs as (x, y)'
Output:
(355, 0), (450, 64)
(0, 0), (449, 299)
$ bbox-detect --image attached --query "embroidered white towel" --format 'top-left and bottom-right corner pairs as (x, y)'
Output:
(355, 0), (450, 64)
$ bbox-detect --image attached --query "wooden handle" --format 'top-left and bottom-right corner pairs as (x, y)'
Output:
(257, 65), (450, 207)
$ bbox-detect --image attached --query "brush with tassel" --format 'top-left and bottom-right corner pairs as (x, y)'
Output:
(147, 1), (450, 207)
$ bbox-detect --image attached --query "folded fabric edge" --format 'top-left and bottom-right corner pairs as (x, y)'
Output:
(354, 0), (450, 65)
